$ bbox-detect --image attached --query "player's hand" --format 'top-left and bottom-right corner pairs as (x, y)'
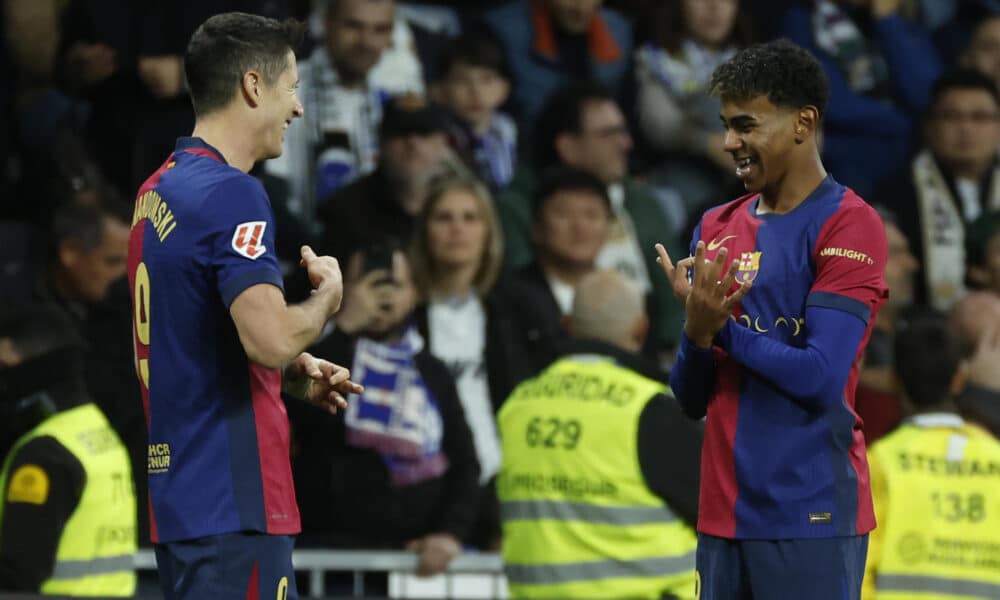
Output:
(285, 352), (363, 414)
(333, 268), (393, 335)
(406, 533), (461, 577)
(300, 246), (343, 315)
(138, 55), (184, 99)
(967, 322), (1000, 391)
(684, 241), (751, 348)
(655, 243), (697, 303)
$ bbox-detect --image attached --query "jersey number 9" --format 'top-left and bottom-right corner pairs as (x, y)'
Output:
(134, 261), (151, 388)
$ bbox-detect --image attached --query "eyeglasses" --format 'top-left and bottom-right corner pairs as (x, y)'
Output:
(931, 111), (1000, 124)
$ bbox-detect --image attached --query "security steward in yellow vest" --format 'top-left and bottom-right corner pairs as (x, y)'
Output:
(863, 317), (1000, 600)
(498, 271), (702, 600)
(0, 304), (137, 596)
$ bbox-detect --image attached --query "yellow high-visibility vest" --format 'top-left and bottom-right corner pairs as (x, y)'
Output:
(498, 354), (698, 599)
(864, 413), (1000, 600)
(0, 403), (137, 597)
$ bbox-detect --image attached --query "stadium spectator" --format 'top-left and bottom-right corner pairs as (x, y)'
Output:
(635, 0), (755, 216)
(961, 13), (1000, 95)
(0, 304), (136, 596)
(497, 269), (701, 599)
(266, 0), (401, 220)
(409, 173), (552, 549)
(481, 0), (633, 125)
(510, 167), (611, 340)
(499, 81), (686, 356)
(292, 242), (480, 575)
(950, 292), (1000, 440)
(855, 207), (919, 443)
(878, 70), (1000, 311)
(662, 40), (887, 599)
(864, 316), (1000, 599)
(316, 94), (459, 261)
(778, 0), (943, 198)
(431, 34), (518, 191)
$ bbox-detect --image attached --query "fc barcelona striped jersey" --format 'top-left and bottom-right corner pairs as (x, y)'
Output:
(672, 176), (888, 539)
(127, 137), (300, 543)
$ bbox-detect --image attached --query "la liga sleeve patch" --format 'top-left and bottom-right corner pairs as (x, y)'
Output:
(231, 221), (268, 260)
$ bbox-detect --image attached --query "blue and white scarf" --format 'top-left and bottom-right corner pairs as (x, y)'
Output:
(344, 328), (449, 486)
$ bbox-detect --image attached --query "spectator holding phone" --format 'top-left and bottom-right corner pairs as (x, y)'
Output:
(289, 239), (480, 576)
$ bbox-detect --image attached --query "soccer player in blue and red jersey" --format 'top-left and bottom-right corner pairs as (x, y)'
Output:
(127, 13), (362, 600)
(656, 40), (889, 599)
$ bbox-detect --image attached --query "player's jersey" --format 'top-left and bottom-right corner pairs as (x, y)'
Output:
(127, 137), (300, 543)
(693, 175), (887, 540)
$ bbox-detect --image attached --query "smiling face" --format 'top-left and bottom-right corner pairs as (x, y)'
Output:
(258, 50), (304, 161)
(326, 0), (395, 84)
(534, 188), (610, 269)
(719, 95), (802, 194)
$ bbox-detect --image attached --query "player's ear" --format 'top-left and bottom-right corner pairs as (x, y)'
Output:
(794, 106), (820, 143)
(241, 70), (263, 107)
(951, 360), (970, 398)
(58, 239), (82, 270)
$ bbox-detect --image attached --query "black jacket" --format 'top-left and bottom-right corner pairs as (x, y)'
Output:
(289, 328), (481, 548)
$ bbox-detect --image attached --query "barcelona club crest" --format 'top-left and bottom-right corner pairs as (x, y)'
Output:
(736, 251), (761, 284)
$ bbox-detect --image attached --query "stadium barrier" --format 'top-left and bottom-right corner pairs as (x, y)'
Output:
(136, 548), (509, 599)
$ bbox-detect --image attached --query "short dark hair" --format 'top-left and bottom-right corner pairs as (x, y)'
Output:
(436, 32), (510, 81)
(534, 81), (617, 170)
(0, 304), (82, 360)
(894, 316), (968, 409)
(929, 69), (1000, 113)
(710, 39), (829, 119)
(533, 166), (611, 217)
(184, 12), (306, 116)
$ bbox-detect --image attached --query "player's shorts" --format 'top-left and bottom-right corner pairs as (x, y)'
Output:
(154, 532), (298, 600)
(695, 533), (868, 600)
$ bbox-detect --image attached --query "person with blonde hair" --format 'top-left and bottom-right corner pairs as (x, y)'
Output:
(410, 172), (556, 549)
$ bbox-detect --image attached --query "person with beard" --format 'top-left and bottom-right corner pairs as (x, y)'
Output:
(0, 304), (136, 596)
(266, 0), (406, 220)
(657, 40), (888, 599)
(290, 240), (480, 577)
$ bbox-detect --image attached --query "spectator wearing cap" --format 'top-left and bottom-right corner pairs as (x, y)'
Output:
(876, 69), (1000, 311)
(265, 0), (408, 221)
(431, 33), (517, 192)
(481, 0), (632, 126)
(508, 167), (611, 339)
(316, 94), (465, 262)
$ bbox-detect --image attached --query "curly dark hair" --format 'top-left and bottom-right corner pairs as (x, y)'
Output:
(709, 39), (829, 118)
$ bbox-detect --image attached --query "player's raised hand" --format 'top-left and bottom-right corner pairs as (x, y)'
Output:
(285, 352), (363, 415)
(300, 245), (343, 314)
(683, 241), (751, 348)
(655, 243), (696, 303)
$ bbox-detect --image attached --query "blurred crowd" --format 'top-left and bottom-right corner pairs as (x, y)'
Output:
(3, 0), (1000, 594)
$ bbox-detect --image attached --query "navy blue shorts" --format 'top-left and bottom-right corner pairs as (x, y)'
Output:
(695, 533), (868, 600)
(155, 532), (298, 600)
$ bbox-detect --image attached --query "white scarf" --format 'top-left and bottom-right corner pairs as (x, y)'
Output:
(913, 150), (1000, 310)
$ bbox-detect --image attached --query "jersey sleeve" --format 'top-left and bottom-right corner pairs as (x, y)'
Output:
(807, 200), (889, 324)
(207, 176), (284, 308)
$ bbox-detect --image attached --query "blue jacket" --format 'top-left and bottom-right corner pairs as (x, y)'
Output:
(778, 6), (942, 198)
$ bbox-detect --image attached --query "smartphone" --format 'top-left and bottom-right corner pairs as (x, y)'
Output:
(361, 243), (396, 285)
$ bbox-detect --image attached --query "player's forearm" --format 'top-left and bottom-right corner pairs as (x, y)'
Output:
(279, 286), (340, 359)
(716, 306), (866, 407)
(669, 333), (715, 420)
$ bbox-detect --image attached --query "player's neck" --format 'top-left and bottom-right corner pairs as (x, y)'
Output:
(758, 153), (827, 215)
(191, 117), (257, 173)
